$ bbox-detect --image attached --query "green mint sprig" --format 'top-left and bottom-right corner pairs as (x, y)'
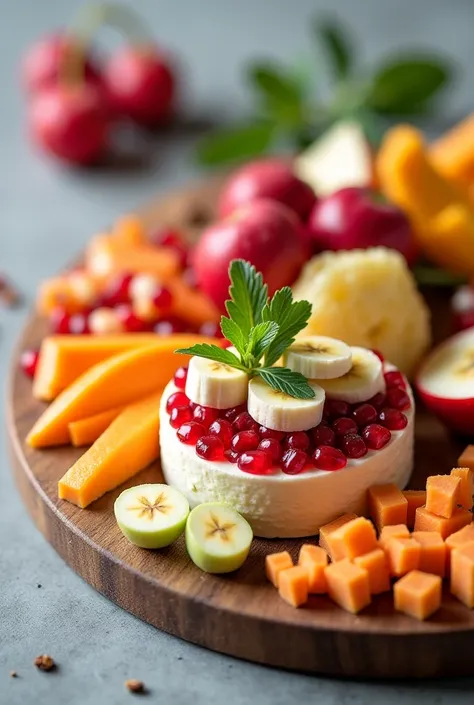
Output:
(176, 259), (314, 400)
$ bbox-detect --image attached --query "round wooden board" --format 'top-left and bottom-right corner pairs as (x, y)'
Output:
(7, 176), (474, 679)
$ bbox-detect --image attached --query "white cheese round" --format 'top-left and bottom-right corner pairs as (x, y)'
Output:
(159, 380), (414, 539)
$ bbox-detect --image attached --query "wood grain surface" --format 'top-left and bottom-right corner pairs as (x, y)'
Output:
(7, 176), (474, 679)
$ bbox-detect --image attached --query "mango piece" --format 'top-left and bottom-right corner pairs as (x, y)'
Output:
(298, 544), (328, 594)
(451, 467), (473, 510)
(330, 517), (378, 560)
(426, 475), (461, 519)
(379, 524), (410, 550)
(450, 543), (474, 608)
(86, 236), (180, 282)
(430, 114), (474, 186)
(385, 537), (420, 577)
(402, 490), (427, 529)
(411, 531), (446, 578)
(354, 548), (391, 595)
(278, 566), (309, 608)
(112, 214), (147, 247)
(265, 551), (293, 588)
(324, 559), (371, 614)
(68, 407), (123, 447)
(414, 506), (472, 540)
(394, 570), (442, 620)
(367, 484), (408, 531)
(58, 391), (162, 508)
(458, 445), (474, 472)
(319, 513), (358, 560)
(445, 524), (474, 575)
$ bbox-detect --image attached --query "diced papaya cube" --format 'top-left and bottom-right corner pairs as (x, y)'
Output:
(379, 524), (410, 550)
(298, 545), (328, 594)
(411, 531), (446, 578)
(367, 484), (408, 531)
(278, 566), (309, 607)
(354, 548), (391, 595)
(319, 513), (358, 560)
(265, 551), (293, 588)
(445, 524), (474, 575)
(330, 517), (378, 560)
(451, 543), (474, 608)
(403, 490), (427, 529)
(451, 467), (473, 510)
(426, 475), (461, 518)
(394, 570), (442, 620)
(458, 445), (474, 473)
(324, 559), (371, 614)
(385, 537), (420, 577)
(414, 506), (472, 539)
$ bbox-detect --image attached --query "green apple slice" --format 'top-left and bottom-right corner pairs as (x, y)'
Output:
(114, 484), (189, 549)
(185, 502), (253, 573)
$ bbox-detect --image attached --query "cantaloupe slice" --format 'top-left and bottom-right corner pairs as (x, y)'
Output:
(450, 542), (474, 608)
(354, 548), (391, 595)
(324, 559), (371, 614)
(411, 531), (446, 578)
(86, 237), (180, 282)
(329, 517), (378, 560)
(278, 566), (309, 607)
(385, 537), (420, 577)
(425, 475), (461, 519)
(28, 341), (199, 448)
(394, 570), (442, 620)
(58, 391), (162, 508)
(367, 484), (408, 531)
(265, 551), (293, 588)
(379, 524), (410, 550)
(168, 277), (220, 327)
(298, 545), (328, 594)
(318, 512), (358, 559)
(33, 333), (214, 401)
(68, 407), (123, 447)
(414, 506), (472, 539)
(450, 468), (473, 510)
(403, 490), (427, 529)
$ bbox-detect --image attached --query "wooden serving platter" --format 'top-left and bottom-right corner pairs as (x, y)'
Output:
(7, 176), (474, 679)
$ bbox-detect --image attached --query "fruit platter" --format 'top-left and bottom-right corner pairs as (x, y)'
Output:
(9, 114), (474, 679)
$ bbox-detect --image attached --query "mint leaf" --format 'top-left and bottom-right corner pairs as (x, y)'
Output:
(220, 317), (246, 357)
(262, 288), (312, 366)
(367, 56), (451, 114)
(316, 18), (354, 80)
(247, 321), (279, 362)
(195, 121), (275, 166)
(175, 344), (247, 371)
(248, 62), (303, 106)
(257, 367), (315, 400)
(225, 260), (268, 338)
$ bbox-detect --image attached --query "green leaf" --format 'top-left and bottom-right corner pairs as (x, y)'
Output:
(367, 56), (451, 114)
(220, 317), (246, 357)
(175, 344), (247, 371)
(247, 62), (303, 105)
(413, 265), (468, 288)
(257, 367), (316, 400)
(247, 321), (279, 361)
(262, 288), (312, 366)
(315, 17), (354, 79)
(225, 260), (268, 339)
(195, 121), (275, 166)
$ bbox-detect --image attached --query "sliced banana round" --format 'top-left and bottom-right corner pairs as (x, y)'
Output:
(185, 502), (253, 573)
(248, 376), (325, 432)
(283, 335), (352, 379)
(314, 347), (385, 404)
(114, 484), (189, 549)
(185, 355), (248, 409)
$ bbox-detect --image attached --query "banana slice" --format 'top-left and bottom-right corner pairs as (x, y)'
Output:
(248, 376), (325, 432)
(185, 355), (249, 409)
(284, 335), (352, 379)
(314, 347), (385, 403)
(186, 502), (253, 573)
(114, 484), (189, 549)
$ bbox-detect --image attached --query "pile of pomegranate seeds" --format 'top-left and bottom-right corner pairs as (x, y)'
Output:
(165, 365), (411, 476)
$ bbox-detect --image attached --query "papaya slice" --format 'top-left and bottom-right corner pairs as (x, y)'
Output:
(85, 238), (180, 282)
(68, 407), (123, 447)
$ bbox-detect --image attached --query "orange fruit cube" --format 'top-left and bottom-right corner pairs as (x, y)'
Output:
(367, 484), (408, 531)
(385, 537), (420, 577)
(451, 467), (473, 510)
(265, 551), (293, 588)
(354, 548), (391, 595)
(298, 544), (328, 594)
(324, 559), (371, 614)
(330, 517), (378, 561)
(412, 531), (446, 578)
(319, 513), (358, 561)
(394, 570), (442, 620)
(278, 566), (309, 608)
(414, 506), (472, 539)
(450, 543), (474, 608)
(379, 524), (409, 550)
(426, 475), (461, 518)
(403, 490), (427, 529)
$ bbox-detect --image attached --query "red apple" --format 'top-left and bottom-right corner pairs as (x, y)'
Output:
(307, 187), (419, 266)
(218, 159), (316, 221)
(192, 199), (309, 311)
(416, 327), (474, 434)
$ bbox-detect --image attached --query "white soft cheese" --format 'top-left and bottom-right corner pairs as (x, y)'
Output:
(160, 380), (414, 539)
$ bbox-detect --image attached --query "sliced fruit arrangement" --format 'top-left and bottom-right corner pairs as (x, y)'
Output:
(160, 259), (415, 538)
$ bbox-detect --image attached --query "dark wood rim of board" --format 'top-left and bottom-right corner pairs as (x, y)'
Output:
(7, 178), (474, 679)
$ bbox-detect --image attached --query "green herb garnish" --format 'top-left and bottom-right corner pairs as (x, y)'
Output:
(176, 260), (314, 399)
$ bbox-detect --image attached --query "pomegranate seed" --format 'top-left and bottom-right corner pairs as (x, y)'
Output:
(367, 392), (386, 410)
(384, 370), (406, 390)
(352, 403), (378, 427)
(199, 321), (224, 338)
(154, 318), (187, 335)
(193, 405), (219, 428)
(173, 366), (188, 390)
(177, 421), (206, 445)
(258, 438), (282, 464)
(339, 433), (367, 459)
(258, 426), (285, 441)
(325, 399), (351, 420)
(233, 412), (258, 433)
(281, 449), (308, 475)
(386, 388), (411, 411)
(170, 406), (193, 429)
(153, 229), (188, 267)
(238, 450), (273, 475)
(371, 349), (385, 363)
(20, 349), (39, 378)
(379, 408), (408, 431)
(231, 430), (260, 453)
(115, 304), (149, 332)
(312, 424), (336, 447)
(285, 431), (310, 452)
(50, 307), (70, 334)
(152, 286), (173, 311)
(362, 424), (392, 450)
(222, 405), (245, 423)
(208, 419), (233, 448)
(166, 391), (190, 414)
(102, 273), (133, 306)
(332, 417), (358, 436)
(226, 450), (240, 463)
(313, 445), (347, 471)
(196, 435), (225, 461)
(68, 312), (89, 335)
